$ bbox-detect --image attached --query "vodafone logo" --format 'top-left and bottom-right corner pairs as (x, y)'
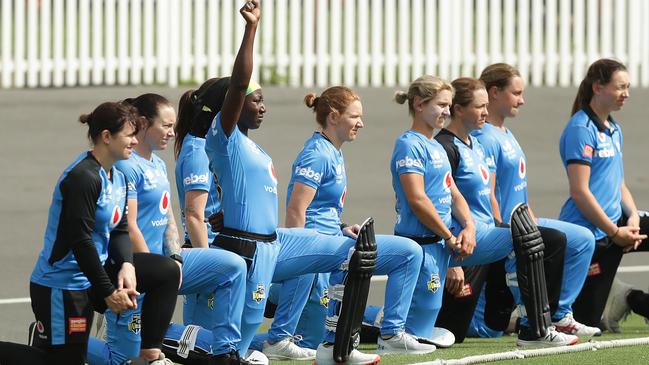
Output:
(268, 161), (278, 185)
(518, 157), (526, 179)
(340, 187), (347, 206)
(109, 206), (122, 228)
(443, 171), (452, 192)
(478, 165), (489, 185)
(159, 191), (170, 215)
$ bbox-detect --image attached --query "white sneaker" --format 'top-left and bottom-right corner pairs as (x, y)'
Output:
(245, 349), (269, 365)
(602, 278), (634, 333)
(414, 328), (455, 349)
(553, 312), (602, 337)
(517, 326), (579, 347)
(262, 337), (316, 360)
(376, 331), (436, 355)
(314, 343), (380, 365)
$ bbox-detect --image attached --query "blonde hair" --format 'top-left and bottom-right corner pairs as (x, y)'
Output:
(395, 75), (454, 116)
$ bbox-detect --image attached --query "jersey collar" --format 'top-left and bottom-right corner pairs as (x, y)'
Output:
(583, 105), (618, 133)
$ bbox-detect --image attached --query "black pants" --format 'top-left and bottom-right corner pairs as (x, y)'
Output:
(1, 253), (180, 365)
(435, 225), (566, 341)
(573, 215), (649, 327)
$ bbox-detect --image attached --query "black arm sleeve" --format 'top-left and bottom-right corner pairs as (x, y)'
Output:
(108, 174), (133, 266)
(59, 169), (115, 299)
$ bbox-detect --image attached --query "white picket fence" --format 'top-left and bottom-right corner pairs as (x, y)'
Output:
(1, 0), (649, 89)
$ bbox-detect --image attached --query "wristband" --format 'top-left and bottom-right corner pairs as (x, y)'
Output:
(340, 223), (349, 230)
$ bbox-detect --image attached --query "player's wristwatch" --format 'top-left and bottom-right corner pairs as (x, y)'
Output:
(169, 253), (183, 265)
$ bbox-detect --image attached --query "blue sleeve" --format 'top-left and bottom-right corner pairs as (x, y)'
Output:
(291, 148), (327, 190)
(562, 125), (596, 165)
(206, 112), (240, 156)
(179, 148), (212, 192)
(115, 160), (139, 200)
(393, 139), (426, 176)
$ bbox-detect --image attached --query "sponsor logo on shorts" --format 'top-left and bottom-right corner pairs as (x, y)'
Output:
(582, 144), (594, 158)
(252, 284), (266, 303)
(128, 314), (141, 334)
(183, 173), (209, 186)
(68, 317), (87, 334)
(456, 284), (473, 298)
(587, 262), (601, 277)
(320, 288), (330, 308)
(36, 320), (45, 333)
(427, 274), (441, 293)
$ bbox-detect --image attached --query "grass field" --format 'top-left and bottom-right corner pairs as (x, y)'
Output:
(272, 314), (649, 365)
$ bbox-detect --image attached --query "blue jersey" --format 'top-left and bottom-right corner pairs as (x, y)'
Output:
(175, 135), (220, 243)
(205, 113), (279, 235)
(115, 151), (170, 255)
(391, 130), (453, 237)
(559, 106), (624, 239)
(287, 132), (347, 235)
(472, 123), (528, 223)
(435, 129), (494, 226)
(31, 152), (128, 292)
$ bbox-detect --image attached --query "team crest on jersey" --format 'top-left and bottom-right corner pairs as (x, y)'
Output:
(159, 191), (170, 215)
(442, 171), (452, 192)
(598, 132), (607, 143)
(252, 284), (266, 303)
(478, 165), (489, 185)
(128, 313), (141, 334)
(518, 157), (526, 179)
(109, 206), (122, 228)
(427, 274), (441, 293)
(320, 288), (330, 308)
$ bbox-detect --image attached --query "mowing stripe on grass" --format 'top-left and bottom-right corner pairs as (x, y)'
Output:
(410, 337), (649, 365)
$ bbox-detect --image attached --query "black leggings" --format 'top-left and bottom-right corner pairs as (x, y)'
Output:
(573, 215), (649, 326)
(435, 225), (566, 341)
(0, 253), (179, 365)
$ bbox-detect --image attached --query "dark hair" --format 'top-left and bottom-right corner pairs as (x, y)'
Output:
(571, 59), (627, 116)
(304, 86), (360, 128)
(123, 93), (171, 130)
(79, 102), (138, 143)
(395, 75), (454, 116)
(450, 78), (486, 116)
(174, 77), (230, 159)
(479, 63), (521, 93)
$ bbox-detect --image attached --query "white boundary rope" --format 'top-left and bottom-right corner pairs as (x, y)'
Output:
(410, 337), (649, 365)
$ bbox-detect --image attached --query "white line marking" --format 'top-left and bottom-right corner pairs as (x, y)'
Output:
(618, 265), (649, 273)
(0, 297), (30, 305)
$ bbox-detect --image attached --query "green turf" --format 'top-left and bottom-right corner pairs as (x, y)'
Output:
(276, 314), (649, 365)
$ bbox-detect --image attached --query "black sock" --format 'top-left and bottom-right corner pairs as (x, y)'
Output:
(627, 290), (649, 319)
